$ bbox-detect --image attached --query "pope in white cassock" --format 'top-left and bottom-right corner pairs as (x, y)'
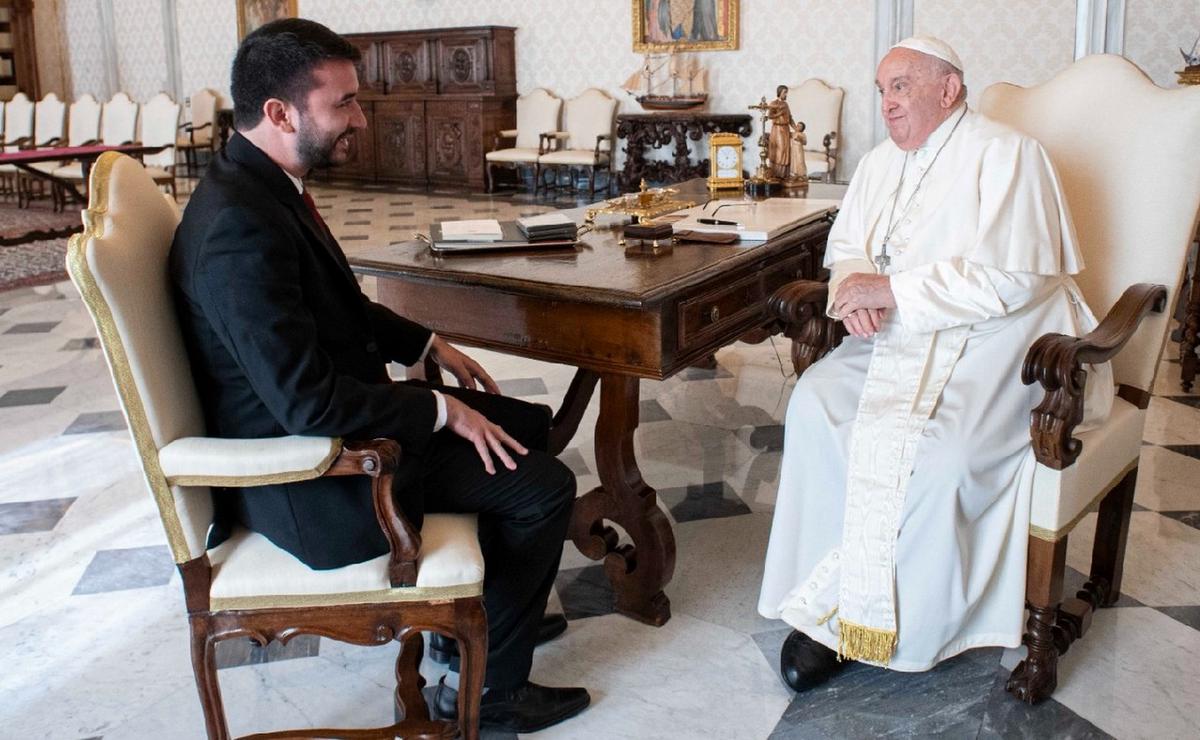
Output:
(757, 36), (1114, 691)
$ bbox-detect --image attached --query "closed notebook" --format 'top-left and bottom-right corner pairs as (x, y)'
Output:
(429, 220), (578, 253)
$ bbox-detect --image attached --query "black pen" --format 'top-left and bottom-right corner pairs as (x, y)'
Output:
(697, 218), (739, 225)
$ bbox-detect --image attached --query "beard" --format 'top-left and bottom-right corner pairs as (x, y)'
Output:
(296, 117), (354, 170)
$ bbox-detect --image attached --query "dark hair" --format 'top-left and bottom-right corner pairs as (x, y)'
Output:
(776, 84), (788, 97)
(231, 18), (360, 130)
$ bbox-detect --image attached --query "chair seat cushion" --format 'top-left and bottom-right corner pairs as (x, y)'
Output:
(207, 513), (484, 609)
(538, 149), (610, 166)
(1029, 396), (1144, 540)
(51, 162), (84, 180)
(26, 161), (63, 175)
(485, 147), (541, 164)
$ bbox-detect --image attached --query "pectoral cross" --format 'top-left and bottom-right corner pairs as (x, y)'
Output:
(874, 242), (891, 273)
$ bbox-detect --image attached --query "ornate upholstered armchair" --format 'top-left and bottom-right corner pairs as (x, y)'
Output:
(0, 91), (33, 199)
(767, 55), (1200, 704)
(177, 88), (220, 177)
(138, 92), (182, 199)
(29, 94), (102, 212)
(67, 152), (489, 740)
(788, 78), (844, 183)
(15, 92), (66, 207)
(51, 91), (139, 198)
(484, 87), (561, 192)
(537, 87), (617, 197)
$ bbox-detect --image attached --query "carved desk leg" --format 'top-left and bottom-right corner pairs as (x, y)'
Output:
(1181, 246), (1200, 391)
(569, 372), (676, 626)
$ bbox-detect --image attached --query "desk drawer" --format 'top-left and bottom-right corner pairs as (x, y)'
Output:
(676, 252), (811, 350)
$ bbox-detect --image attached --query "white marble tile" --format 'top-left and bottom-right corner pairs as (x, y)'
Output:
(1052, 607), (1200, 740)
(1135, 445), (1200, 512)
(524, 611), (790, 740)
(1142, 396), (1200, 446)
(1066, 511), (1200, 607)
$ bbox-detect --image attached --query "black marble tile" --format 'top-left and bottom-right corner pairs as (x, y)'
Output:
(429, 205), (455, 209)
(4, 321), (59, 334)
(0, 307), (8, 317)
(752, 625), (793, 674)
(749, 424), (785, 452)
(341, 235), (369, 241)
(771, 648), (1003, 739)
(215, 634), (321, 669)
(345, 220), (372, 225)
(0, 386), (65, 407)
(72, 545), (174, 595)
(558, 447), (590, 477)
(977, 667), (1112, 739)
(61, 337), (99, 350)
(1155, 605), (1200, 632)
(347, 208), (372, 213)
(1160, 510), (1200, 531)
(1063, 565), (1143, 607)
(349, 196), (373, 202)
(554, 564), (615, 621)
(678, 364), (735, 381)
(497, 377), (548, 397)
(0, 497), (76, 535)
(658, 481), (751, 523)
(63, 410), (126, 435)
(389, 201), (414, 206)
(1163, 444), (1200, 461)
(389, 211), (416, 217)
(1164, 395), (1200, 410)
(1131, 502), (1150, 512)
(638, 399), (671, 423)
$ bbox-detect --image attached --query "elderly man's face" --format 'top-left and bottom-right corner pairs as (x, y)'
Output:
(876, 48), (960, 150)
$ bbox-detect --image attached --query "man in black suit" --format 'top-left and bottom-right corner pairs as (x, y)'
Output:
(170, 18), (589, 733)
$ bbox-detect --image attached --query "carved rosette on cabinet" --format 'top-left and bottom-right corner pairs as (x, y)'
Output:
(322, 26), (516, 189)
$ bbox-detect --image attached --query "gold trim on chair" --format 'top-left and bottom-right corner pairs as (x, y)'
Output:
(66, 151), (194, 563)
(1028, 459), (1139, 542)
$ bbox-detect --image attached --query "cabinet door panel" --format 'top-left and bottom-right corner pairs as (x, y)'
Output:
(350, 40), (383, 94)
(436, 36), (492, 94)
(425, 100), (482, 184)
(382, 39), (435, 94)
(374, 101), (426, 181)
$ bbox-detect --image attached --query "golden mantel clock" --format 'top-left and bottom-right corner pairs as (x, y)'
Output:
(708, 132), (745, 190)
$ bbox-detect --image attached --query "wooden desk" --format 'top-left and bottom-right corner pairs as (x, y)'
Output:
(350, 182), (835, 625)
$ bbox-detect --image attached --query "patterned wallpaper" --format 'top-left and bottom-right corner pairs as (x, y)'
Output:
(111, 0), (169, 102)
(61, 0), (109, 99)
(1124, 0), (1200, 88)
(914, 0), (1078, 106)
(175, 0), (237, 108)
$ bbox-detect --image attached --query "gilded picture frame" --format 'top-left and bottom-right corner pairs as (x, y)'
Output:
(633, 0), (739, 53)
(237, 0), (299, 40)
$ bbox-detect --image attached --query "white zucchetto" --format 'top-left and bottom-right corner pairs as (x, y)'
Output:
(890, 36), (963, 72)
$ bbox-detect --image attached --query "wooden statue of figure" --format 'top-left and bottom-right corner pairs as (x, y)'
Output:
(767, 85), (797, 181)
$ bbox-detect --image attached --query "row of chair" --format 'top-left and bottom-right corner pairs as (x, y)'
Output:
(0, 88), (221, 207)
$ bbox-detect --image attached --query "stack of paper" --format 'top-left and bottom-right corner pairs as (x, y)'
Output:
(437, 219), (504, 242)
(429, 219), (579, 253)
(670, 198), (840, 241)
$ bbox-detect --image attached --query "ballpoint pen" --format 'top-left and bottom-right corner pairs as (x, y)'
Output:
(696, 217), (739, 225)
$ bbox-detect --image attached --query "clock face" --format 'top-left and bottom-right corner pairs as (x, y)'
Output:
(716, 146), (739, 170)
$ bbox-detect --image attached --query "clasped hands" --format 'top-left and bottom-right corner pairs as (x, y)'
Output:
(427, 335), (527, 475)
(832, 273), (896, 338)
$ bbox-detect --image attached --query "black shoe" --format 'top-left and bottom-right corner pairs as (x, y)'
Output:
(429, 613), (569, 665)
(433, 677), (591, 733)
(779, 629), (848, 692)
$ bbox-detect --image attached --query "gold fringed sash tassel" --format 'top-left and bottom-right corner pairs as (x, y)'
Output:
(836, 619), (897, 665)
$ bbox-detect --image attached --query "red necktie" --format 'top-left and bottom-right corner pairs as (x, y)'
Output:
(301, 189), (330, 235)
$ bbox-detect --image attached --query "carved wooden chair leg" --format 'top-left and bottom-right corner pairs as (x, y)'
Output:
(1082, 467), (1138, 608)
(455, 598), (487, 740)
(189, 618), (231, 740)
(485, 162), (494, 193)
(394, 628), (429, 722)
(587, 166), (596, 198)
(1007, 535), (1067, 704)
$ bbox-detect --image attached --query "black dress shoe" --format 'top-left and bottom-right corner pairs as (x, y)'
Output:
(779, 629), (849, 692)
(429, 613), (568, 664)
(433, 677), (591, 733)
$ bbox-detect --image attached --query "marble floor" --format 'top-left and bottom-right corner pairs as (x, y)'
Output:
(2, 180), (1199, 739)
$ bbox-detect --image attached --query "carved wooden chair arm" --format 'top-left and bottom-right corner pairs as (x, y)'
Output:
(768, 279), (846, 376)
(324, 438), (421, 587)
(539, 131), (568, 155)
(594, 133), (612, 161)
(1022, 282), (1167, 470)
(492, 128), (518, 153)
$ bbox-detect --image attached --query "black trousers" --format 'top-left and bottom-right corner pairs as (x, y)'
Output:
(419, 385), (575, 690)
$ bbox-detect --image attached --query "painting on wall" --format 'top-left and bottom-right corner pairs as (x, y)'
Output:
(633, 0), (739, 52)
(237, 0), (298, 40)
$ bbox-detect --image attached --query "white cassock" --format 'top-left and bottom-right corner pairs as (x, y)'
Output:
(757, 106), (1114, 671)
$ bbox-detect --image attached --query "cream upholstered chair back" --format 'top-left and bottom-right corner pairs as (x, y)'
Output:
(187, 88), (219, 145)
(981, 55), (1200, 392)
(68, 94), (102, 146)
(3, 91), (33, 149)
(789, 78), (843, 148)
(66, 152), (212, 564)
(100, 91), (138, 145)
(33, 92), (66, 146)
(139, 92), (181, 168)
(514, 88), (560, 150)
(563, 88), (616, 152)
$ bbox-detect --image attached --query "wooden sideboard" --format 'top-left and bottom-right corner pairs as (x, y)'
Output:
(319, 25), (517, 189)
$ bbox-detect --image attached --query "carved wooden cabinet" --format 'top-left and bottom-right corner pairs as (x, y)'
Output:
(323, 26), (516, 189)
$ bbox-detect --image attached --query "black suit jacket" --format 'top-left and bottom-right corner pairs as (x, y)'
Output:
(170, 133), (437, 569)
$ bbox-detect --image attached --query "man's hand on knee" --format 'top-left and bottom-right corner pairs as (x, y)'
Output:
(444, 395), (529, 474)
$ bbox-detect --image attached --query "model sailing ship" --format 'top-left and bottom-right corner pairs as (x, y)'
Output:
(622, 51), (708, 110)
